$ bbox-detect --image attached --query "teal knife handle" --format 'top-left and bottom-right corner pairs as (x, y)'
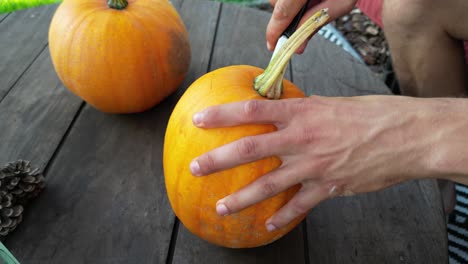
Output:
(0, 242), (20, 264)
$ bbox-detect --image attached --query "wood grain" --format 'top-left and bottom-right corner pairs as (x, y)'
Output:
(209, 4), (274, 71)
(304, 181), (447, 263)
(0, 48), (82, 168)
(5, 0), (221, 263)
(291, 36), (391, 96)
(0, 5), (57, 101)
(7, 107), (176, 263)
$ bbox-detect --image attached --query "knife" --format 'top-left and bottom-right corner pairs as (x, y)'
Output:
(270, 0), (311, 60)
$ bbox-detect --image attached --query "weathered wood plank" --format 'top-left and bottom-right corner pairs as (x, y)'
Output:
(291, 36), (447, 262)
(171, 4), (304, 263)
(5, 0), (221, 263)
(292, 36), (391, 96)
(304, 181), (446, 263)
(7, 108), (176, 263)
(0, 13), (8, 21)
(0, 47), (82, 167)
(173, 225), (305, 264)
(210, 4), (284, 74)
(0, 5), (57, 101)
(291, 34), (390, 96)
(209, 3), (293, 79)
(170, 0), (183, 10)
(166, 0), (220, 102)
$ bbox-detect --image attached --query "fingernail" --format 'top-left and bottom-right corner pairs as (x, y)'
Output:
(192, 112), (205, 126)
(216, 203), (229, 216)
(267, 41), (272, 51)
(266, 223), (277, 232)
(190, 160), (201, 176)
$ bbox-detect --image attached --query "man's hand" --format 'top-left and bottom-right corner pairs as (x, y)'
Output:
(267, 0), (357, 53)
(189, 95), (465, 231)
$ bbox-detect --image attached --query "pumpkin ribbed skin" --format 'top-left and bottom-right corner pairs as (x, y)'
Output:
(163, 65), (306, 248)
(48, 0), (191, 113)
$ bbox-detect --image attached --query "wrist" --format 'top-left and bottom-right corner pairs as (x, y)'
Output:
(425, 98), (468, 183)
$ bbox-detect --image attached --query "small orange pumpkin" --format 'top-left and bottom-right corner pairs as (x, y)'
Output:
(48, 0), (191, 113)
(163, 10), (329, 248)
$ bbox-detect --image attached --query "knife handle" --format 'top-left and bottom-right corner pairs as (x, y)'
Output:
(282, 0), (311, 38)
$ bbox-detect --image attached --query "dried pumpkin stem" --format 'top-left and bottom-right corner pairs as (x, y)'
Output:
(254, 9), (330, 99)
(108, 0), (128, 10)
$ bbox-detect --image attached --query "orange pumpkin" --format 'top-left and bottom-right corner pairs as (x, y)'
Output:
(163, 9), (329, 248)
(48, 0), (191, 113)
(164, 65), (305, 248)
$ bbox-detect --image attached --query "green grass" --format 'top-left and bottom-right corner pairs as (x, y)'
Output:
(0, 0), (269, 14)
(0, 0), (61, 14)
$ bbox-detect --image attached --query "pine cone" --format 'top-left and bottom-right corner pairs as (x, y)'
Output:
(0, 160), (45, 204)
(0, 191), (23, 237)
(0, 160), (45, 239)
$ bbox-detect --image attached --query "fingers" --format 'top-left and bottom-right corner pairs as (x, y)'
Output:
(266, 0), (308, 51)
(265, 182), (327, 231)
(270, 0), (323, 8)
(295, 36), (311, 54)
(303, 0), (356, 21)
(214, 165), (302, 216)
(266, 0), (357, 52)
(192, 99), (295, 128)
(190, 132), (284, 176)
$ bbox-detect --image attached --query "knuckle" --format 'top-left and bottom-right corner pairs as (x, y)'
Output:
(242, 100), (260, 121)
(272, 2), (290, 20)
(289, 200), (309, 215)
(204, 107), (216, 118)
(236, 136), (258, 158)
(291, 98), (313, 113)
(260, 177), (278, 197)
(198, 153), (216, 174)
(289, 126), (315, 145)
(272, 0), (306, 21)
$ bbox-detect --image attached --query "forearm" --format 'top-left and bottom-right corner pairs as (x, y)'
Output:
(425, 97), (468, 184)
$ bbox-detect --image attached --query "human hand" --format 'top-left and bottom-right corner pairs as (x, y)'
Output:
(190, 95), (442, 231)
(267, 0), (357, 53)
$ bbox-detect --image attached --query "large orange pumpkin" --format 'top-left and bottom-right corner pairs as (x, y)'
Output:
(163, 9), (329, 248)
(48, 0), (191, 113)
(164, 65), (305, 248)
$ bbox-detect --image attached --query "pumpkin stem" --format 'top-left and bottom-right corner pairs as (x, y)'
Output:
(108, 0), (128, 10)
(254, 9), (329, 99)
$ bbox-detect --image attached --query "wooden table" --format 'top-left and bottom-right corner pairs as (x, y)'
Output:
(0, 1), (447, 263)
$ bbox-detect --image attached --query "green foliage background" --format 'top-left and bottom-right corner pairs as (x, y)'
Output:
(0, 0), (61, 13)
(0, 0), (270, 14)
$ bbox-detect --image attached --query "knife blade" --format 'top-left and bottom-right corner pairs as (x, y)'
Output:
(270, 0), (311, 60)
